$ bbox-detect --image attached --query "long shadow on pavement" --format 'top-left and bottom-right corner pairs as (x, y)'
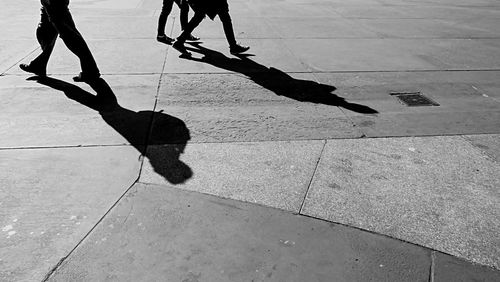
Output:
(183, 43), (378, 114)
(30, 77), (192, 184)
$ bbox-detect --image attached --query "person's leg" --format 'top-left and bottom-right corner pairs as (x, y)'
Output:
(175, 0), (199, 41)
(157, 0), (175, 42)
(218, 9), (249, 54)
(173, 11), (205, 54)
(218, 10), (236, 47)
(47, 3), (100, 80)
(20, 6), (58, 76)
(176, 11), (204, 43)
(175, 0), (188, 30)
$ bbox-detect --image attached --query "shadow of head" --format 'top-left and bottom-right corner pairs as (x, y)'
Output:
(30, 76), (193, 184)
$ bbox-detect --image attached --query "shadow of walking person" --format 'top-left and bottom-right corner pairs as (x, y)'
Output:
(183, 43), (378, 114)
(29, 76), (192, 184)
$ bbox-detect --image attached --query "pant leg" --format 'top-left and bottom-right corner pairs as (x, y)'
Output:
(30, 6), (59, 69)
(218, 10), (236, 47)
(158, 0), (175, 35)
(174, 0), (189, 31)
(44, 3), (100, 75)
(176, 11), (204, 43)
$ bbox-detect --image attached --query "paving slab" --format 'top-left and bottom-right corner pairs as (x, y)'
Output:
(47, 182), (431, 282)
(247, 2), (342, 18)
(0, 16), (40, 40)
(266, 17), (378, 39)
(312, 71), (500, 137)
(163, 39), (308, 74)
(7, 39), (166, 76)
(434, 252), (500, 282)
(171, 16), (280, 39)
(351, 111), (500, 137)
(0, 75), (158, 148)
(76, 16), (159, 40)
(0, 146), (141, 282)
(284, 38), (500, 72)
(157, 73), (364, 142)
(141, 140), (324, 212)
(463, 134), (500, 163)
(356, 19), (500, 39)
(395, 5), (500, 20)
(333, 4), (500, 19)
(301, 136), (500, 269)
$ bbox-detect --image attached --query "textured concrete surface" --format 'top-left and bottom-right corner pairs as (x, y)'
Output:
(156, 73), (364, 142)
(0, 146), (141, 281)
(301, 136), (500, 268)
(47, 183), (432, 282)
(1, 0), (499, 280)
(434, 252), (500, 282)
(141, 141), (324, 212)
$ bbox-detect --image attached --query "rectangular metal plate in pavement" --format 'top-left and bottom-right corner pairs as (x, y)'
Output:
(390, 92), (440, 107)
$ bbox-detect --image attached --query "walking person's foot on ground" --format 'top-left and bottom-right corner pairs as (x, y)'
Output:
(230, 43), (250, 54)
(157, 34), (174, 44)
(19, 63), (47, 77)
(73, 71), (101, 83)
(186, 34), (200, 41)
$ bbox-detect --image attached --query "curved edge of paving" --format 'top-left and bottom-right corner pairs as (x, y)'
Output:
(45, 183), (500, 282)
(301, 135), (500, 270)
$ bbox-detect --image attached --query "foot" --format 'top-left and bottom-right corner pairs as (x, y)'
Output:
(73, 72), (100, 83)
(229, 43), (250, 54)
(172, 41), (191, 56)
(185, 34), (200, 41)
(157, 34), (174, 44)
(19, 63), (46, 77)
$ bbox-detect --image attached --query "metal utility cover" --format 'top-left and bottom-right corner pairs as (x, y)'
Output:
(390, 92), (440, 107)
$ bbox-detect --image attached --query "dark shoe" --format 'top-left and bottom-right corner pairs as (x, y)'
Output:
(19, 63), (46, 77)
(230, 43), (250, 54)
(185, 34), (200, 41)
(73, 72), (100, 83)
(172, 41), (191, 56)
(157, 34), (174, 44)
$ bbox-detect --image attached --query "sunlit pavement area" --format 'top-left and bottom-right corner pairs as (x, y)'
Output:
(1, 0), (500, 281)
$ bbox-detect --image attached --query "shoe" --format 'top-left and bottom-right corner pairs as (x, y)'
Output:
(172, 41), (191, 56)
(73, 72), (100, 83)
(19, 63), (46, 77)
(157, 34), (174, 44)
(229, 43), (250, 54)
(186, 34), (200, 41)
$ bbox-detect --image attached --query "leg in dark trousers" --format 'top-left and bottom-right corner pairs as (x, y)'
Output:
(157, 0), (199, 43)
(173, 11), (205, 54)
(218, 9), (249, 54)
(176, 0), (189, 30)
(157, 0), (175, 38)
(218, 10), (237, 48)
(21, 1), (100, 80)
(28, 7), (58, 74)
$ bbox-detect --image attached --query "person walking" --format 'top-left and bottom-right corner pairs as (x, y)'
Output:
(19, 0), (101, 83)
(157, 0), (199, 44)
(172, 0), (249, 55)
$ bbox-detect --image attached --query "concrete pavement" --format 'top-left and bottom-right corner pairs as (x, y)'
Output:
(1, 0), (500, 281)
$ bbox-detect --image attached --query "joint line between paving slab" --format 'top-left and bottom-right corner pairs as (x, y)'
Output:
(0, 46), (40, 76)
(429, 251), (436, 282)
(299, 140), (326, 214)
(42, 176), (142, 281)
(136, 32), (171, 179)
